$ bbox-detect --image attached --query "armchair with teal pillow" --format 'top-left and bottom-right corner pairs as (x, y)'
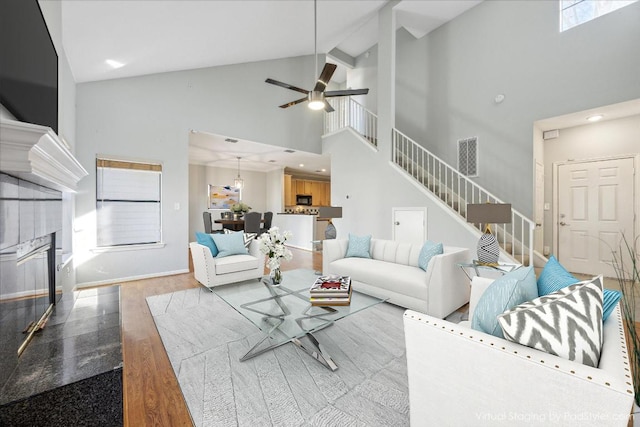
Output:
(190, 232), (264, 288)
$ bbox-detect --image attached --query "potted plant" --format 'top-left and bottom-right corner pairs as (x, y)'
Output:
(610, 234), (639, 408)
(230, 202), (251, 219)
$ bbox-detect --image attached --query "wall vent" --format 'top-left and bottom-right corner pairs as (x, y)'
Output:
(457, 136), (478, 177)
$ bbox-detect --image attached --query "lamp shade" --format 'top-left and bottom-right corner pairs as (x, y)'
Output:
(466, 203), (512, 224)
(318, 206), (342, 219)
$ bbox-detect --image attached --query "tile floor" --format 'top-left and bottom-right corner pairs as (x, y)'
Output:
(0, 286), (122, 405)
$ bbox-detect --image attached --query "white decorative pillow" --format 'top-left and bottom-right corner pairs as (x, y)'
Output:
(223, 229), (257, 249)
(497, 276), (603, 367)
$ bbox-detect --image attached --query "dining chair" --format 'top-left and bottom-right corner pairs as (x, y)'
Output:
(243, 211), (262, 234)
(203, 211), (213, 234)
(260, 211), (273, 234)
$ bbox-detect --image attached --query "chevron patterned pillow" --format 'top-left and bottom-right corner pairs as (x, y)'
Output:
(498, 275), (604, 367)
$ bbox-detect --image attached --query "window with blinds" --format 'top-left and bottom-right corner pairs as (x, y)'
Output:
(96, 159), (162, 247)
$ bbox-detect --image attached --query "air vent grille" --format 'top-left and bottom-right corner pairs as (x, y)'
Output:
(458, 137), (478, 177)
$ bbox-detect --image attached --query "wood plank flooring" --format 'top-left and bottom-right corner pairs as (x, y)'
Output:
(120, 247), (321, 426)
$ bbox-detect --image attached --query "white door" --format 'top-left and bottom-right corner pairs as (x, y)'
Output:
(557, 157), (635, 277)
(535, 161), (545, 254)
(392, 208), (426, 244)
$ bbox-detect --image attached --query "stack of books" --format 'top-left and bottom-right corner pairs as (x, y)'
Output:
(309, 275), (352, 306)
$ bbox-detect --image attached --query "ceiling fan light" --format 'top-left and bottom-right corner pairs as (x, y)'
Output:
(308, 91), (324, 110)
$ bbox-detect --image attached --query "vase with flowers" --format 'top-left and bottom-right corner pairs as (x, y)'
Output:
(230, 202), (251, 219)
(258, 226), (293, 285)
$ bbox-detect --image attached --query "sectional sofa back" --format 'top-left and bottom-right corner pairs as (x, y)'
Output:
(370, 239), (422, 267)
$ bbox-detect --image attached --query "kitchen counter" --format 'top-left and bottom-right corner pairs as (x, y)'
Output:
(273, 213), (328, 251)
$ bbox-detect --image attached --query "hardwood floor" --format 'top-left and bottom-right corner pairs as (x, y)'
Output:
(120, 247), (321, 426)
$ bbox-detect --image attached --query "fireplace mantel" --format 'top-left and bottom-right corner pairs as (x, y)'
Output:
(0, 118), (88, 192)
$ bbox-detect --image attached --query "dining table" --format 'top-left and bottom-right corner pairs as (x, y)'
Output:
(214, 218), (264, 232)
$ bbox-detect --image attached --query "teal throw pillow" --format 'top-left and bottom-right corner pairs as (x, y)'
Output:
(537, 255), (577, 295)
(195, 232), (218, 257)
(603, 289), (622, 321)
(418, 241), (443, 271)
(211, 232), (249, 258)
(538, 255), (619, 321)
(471, 266), (538, 338)
(345, 234), (371, 258)
(223, 229), (257, 249)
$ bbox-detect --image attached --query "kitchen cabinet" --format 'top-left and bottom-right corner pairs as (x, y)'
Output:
(285, 178), (331, 206)
(284, 175), (294, 206)
(311, 181), (322, 205)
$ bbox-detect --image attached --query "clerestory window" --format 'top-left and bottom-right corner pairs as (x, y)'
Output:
(560, 0), (638, 32)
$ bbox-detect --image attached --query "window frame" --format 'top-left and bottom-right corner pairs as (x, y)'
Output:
(95, 157), (163, 248)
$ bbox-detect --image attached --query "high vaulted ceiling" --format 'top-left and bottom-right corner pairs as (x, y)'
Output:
(60, 0), (482, 174)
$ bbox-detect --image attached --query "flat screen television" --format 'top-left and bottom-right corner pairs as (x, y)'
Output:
(0, 0), (58, 133)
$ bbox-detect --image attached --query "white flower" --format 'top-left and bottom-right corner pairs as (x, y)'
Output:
(259, 227), (293, 271)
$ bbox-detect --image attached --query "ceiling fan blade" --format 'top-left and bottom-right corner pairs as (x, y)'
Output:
(313, 63), (337, 92)
(325, 88), (370, 97)
(323, 101), (334, 113)
(265, 78), (309, 95)
(279, 97), (308, 109)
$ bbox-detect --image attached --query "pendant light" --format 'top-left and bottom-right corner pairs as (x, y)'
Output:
(234, 157), (244, 191)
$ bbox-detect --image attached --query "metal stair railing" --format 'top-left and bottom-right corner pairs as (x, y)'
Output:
(323, 98), (535, 265)
(392, 128), (535, 266)
(325, 97), (377, 147)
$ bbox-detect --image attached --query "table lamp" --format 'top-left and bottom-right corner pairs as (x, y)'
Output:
(466, 203), (511, 265)
(318, 207), (342, 239)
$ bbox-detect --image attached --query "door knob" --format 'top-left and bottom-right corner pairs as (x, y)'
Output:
(559, 221), (569, 226)
(394, 221), (400, 225)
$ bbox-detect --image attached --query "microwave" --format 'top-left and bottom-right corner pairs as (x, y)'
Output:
(296, 194), (312, 206)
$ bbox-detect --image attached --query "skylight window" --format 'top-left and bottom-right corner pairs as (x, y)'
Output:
(560, 0), (638, 31)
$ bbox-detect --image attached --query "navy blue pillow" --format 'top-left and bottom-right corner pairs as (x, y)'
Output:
(195, 232), (218, 257)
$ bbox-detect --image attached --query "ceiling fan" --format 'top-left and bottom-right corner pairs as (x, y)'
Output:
(264, 0), (369, 113)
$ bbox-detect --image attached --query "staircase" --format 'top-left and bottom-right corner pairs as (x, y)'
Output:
(325, 97), (535, 266)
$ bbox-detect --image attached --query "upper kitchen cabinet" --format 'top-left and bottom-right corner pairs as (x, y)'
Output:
(284, 177), (331, 206)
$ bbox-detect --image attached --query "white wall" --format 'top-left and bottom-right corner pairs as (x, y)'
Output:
(394, 0), (640, 218)
(542, 114), (640, 251)
(75, 55), (322, 285)
(347, 45), (378, 114)
(324, 129), (479, 251)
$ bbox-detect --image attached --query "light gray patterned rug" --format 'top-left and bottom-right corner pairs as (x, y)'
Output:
(146, 280), (410, 427)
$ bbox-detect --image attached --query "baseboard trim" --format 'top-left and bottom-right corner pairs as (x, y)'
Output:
(75, 269), (190, 289)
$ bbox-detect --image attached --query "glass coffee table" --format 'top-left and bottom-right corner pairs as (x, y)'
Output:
(211, 269), (386, 371)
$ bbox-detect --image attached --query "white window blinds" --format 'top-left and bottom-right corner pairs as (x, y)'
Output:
(96, 159), (162, 247)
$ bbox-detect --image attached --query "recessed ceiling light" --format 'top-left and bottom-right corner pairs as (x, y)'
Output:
(105, 59), (125, 69)
(284, 149), (296, 153)
(299, 163), (304, 167)
(587, 114), (603, 122)
(224, 138), (238, 143)
(269, 160), (276, 163)
(321, 168), (326, 172)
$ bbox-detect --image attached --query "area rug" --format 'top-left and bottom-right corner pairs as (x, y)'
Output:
(0, 367), (123, 427)
(146, 277), (410, 427)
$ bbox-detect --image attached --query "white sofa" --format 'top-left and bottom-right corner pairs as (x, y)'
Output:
(322, 238), (470, 318)
(403, 276), (635, 426)
(190, 240), (264, 288)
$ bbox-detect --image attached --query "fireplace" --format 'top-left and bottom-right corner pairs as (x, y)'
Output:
(0, 119), (88, 384)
